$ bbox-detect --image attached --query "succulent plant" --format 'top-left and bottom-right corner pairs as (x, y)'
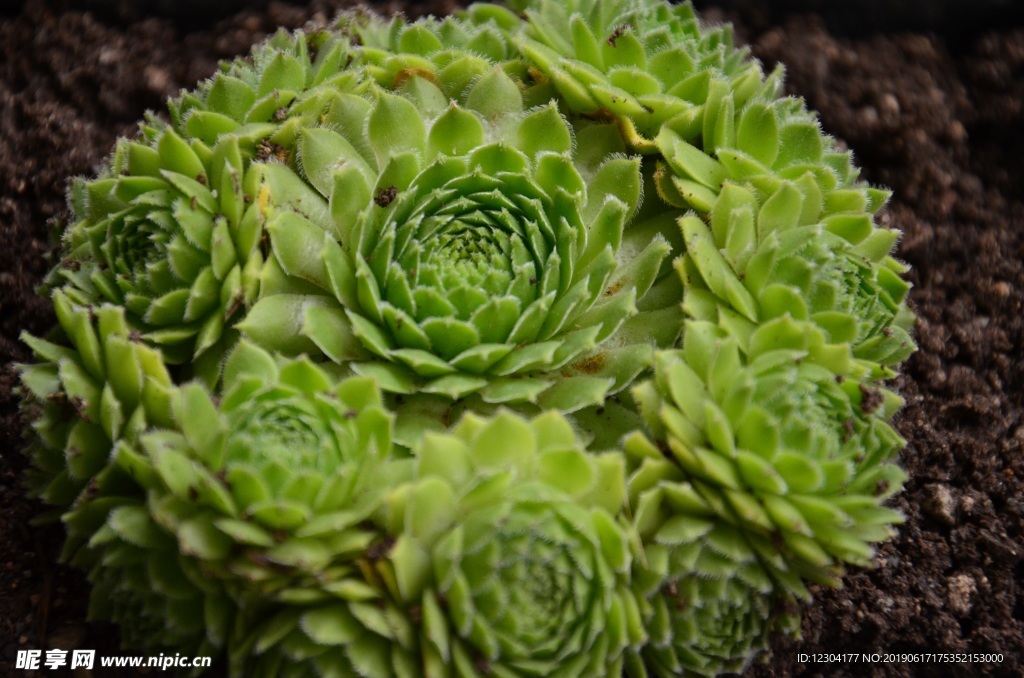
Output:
(129, 341), (393, 593)
(52, 126), (262, 382)
(83, 503), (235, 658)
(232, 409), (643, 677)
(628, 321), (907, 594)
(18, 293), (174, 532)
(18, 0), (921, 676)
(55, 340), (394, 665)
(675, 154), (915, 378)
(234, 56), (684, 447)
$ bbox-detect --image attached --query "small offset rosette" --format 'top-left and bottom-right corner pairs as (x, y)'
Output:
(18, 293), (174, 531)
(676, 176), (915, 379)
(47, 28), (361, 381)
(83, 502), (235, 661)
(462, 0), (766, 149)
(623, 413), (798, 678)
(627, 319), (907, 598)
(128, 341), (392, 595)
(62, 341), (394, 666)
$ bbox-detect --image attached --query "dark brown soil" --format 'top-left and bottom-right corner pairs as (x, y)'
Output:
(1, 1), (1021, 676)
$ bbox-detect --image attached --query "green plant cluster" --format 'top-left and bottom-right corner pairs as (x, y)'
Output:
(19, 0), (915, 675)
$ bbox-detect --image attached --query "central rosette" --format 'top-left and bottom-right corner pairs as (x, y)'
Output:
(240, 65), (679, 437)
(355, 159), (578, 369)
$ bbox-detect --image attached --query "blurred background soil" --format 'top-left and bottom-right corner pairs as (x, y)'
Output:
(1, 0), (1021, 675)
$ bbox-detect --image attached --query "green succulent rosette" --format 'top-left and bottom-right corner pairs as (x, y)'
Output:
(464, 0), (767, 147)
(458, 0), (916, 374)
(628, 319), (907, 597)
(237, 410), (643, 677)
(45, 29), (362, 381)
(114, 341), (394, 599)
(624, 508), (790, 678)
(677, 175), (915, 378)
(51, 118), (263, 383)
(73, 341), (397, 672)
(18, 295), (230, 658)
(83, 502), (234, 659)
(18, 292), (174, 529)
(237, 56), (683, 443)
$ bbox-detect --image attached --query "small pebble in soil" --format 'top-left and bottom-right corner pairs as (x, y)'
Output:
(923, 483), (958, 526)
(946, 572), (977, 615)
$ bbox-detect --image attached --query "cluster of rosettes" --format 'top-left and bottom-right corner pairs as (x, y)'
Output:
(19, 0), (916, 676)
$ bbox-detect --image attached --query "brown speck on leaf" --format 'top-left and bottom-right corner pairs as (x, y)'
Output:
(344, 409), (358, 419)
(604, 281), (623, 296)
(529, 276), (537, 285)
(190, 195), (197, 210)
(224, 293), (244, 321)
(859, 384), (884, 414)
(256, 140), (287, 163)
(128, 329), (142, 343)
(60, 257), (80, 271)
(663, 580), (687, 611)
(607, 23), (631, 47)
(573, 352), (606, 375)
(835, 374), (845, 383)
(69, 396), (89, 420)
(582, 107), (616, 123)
(527, 66), (548, 85)
(197, 172), (207, 186)
(365, 536), (396, 561)
(882, 327), (893, 336)
(375, 185), (397, 207)
(347, 30), (362, 46)
(393, 67), (440, 89)
(306, 37), (320, 63)
(272, 106), (289, 122)
(842, 417), (855, 441)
